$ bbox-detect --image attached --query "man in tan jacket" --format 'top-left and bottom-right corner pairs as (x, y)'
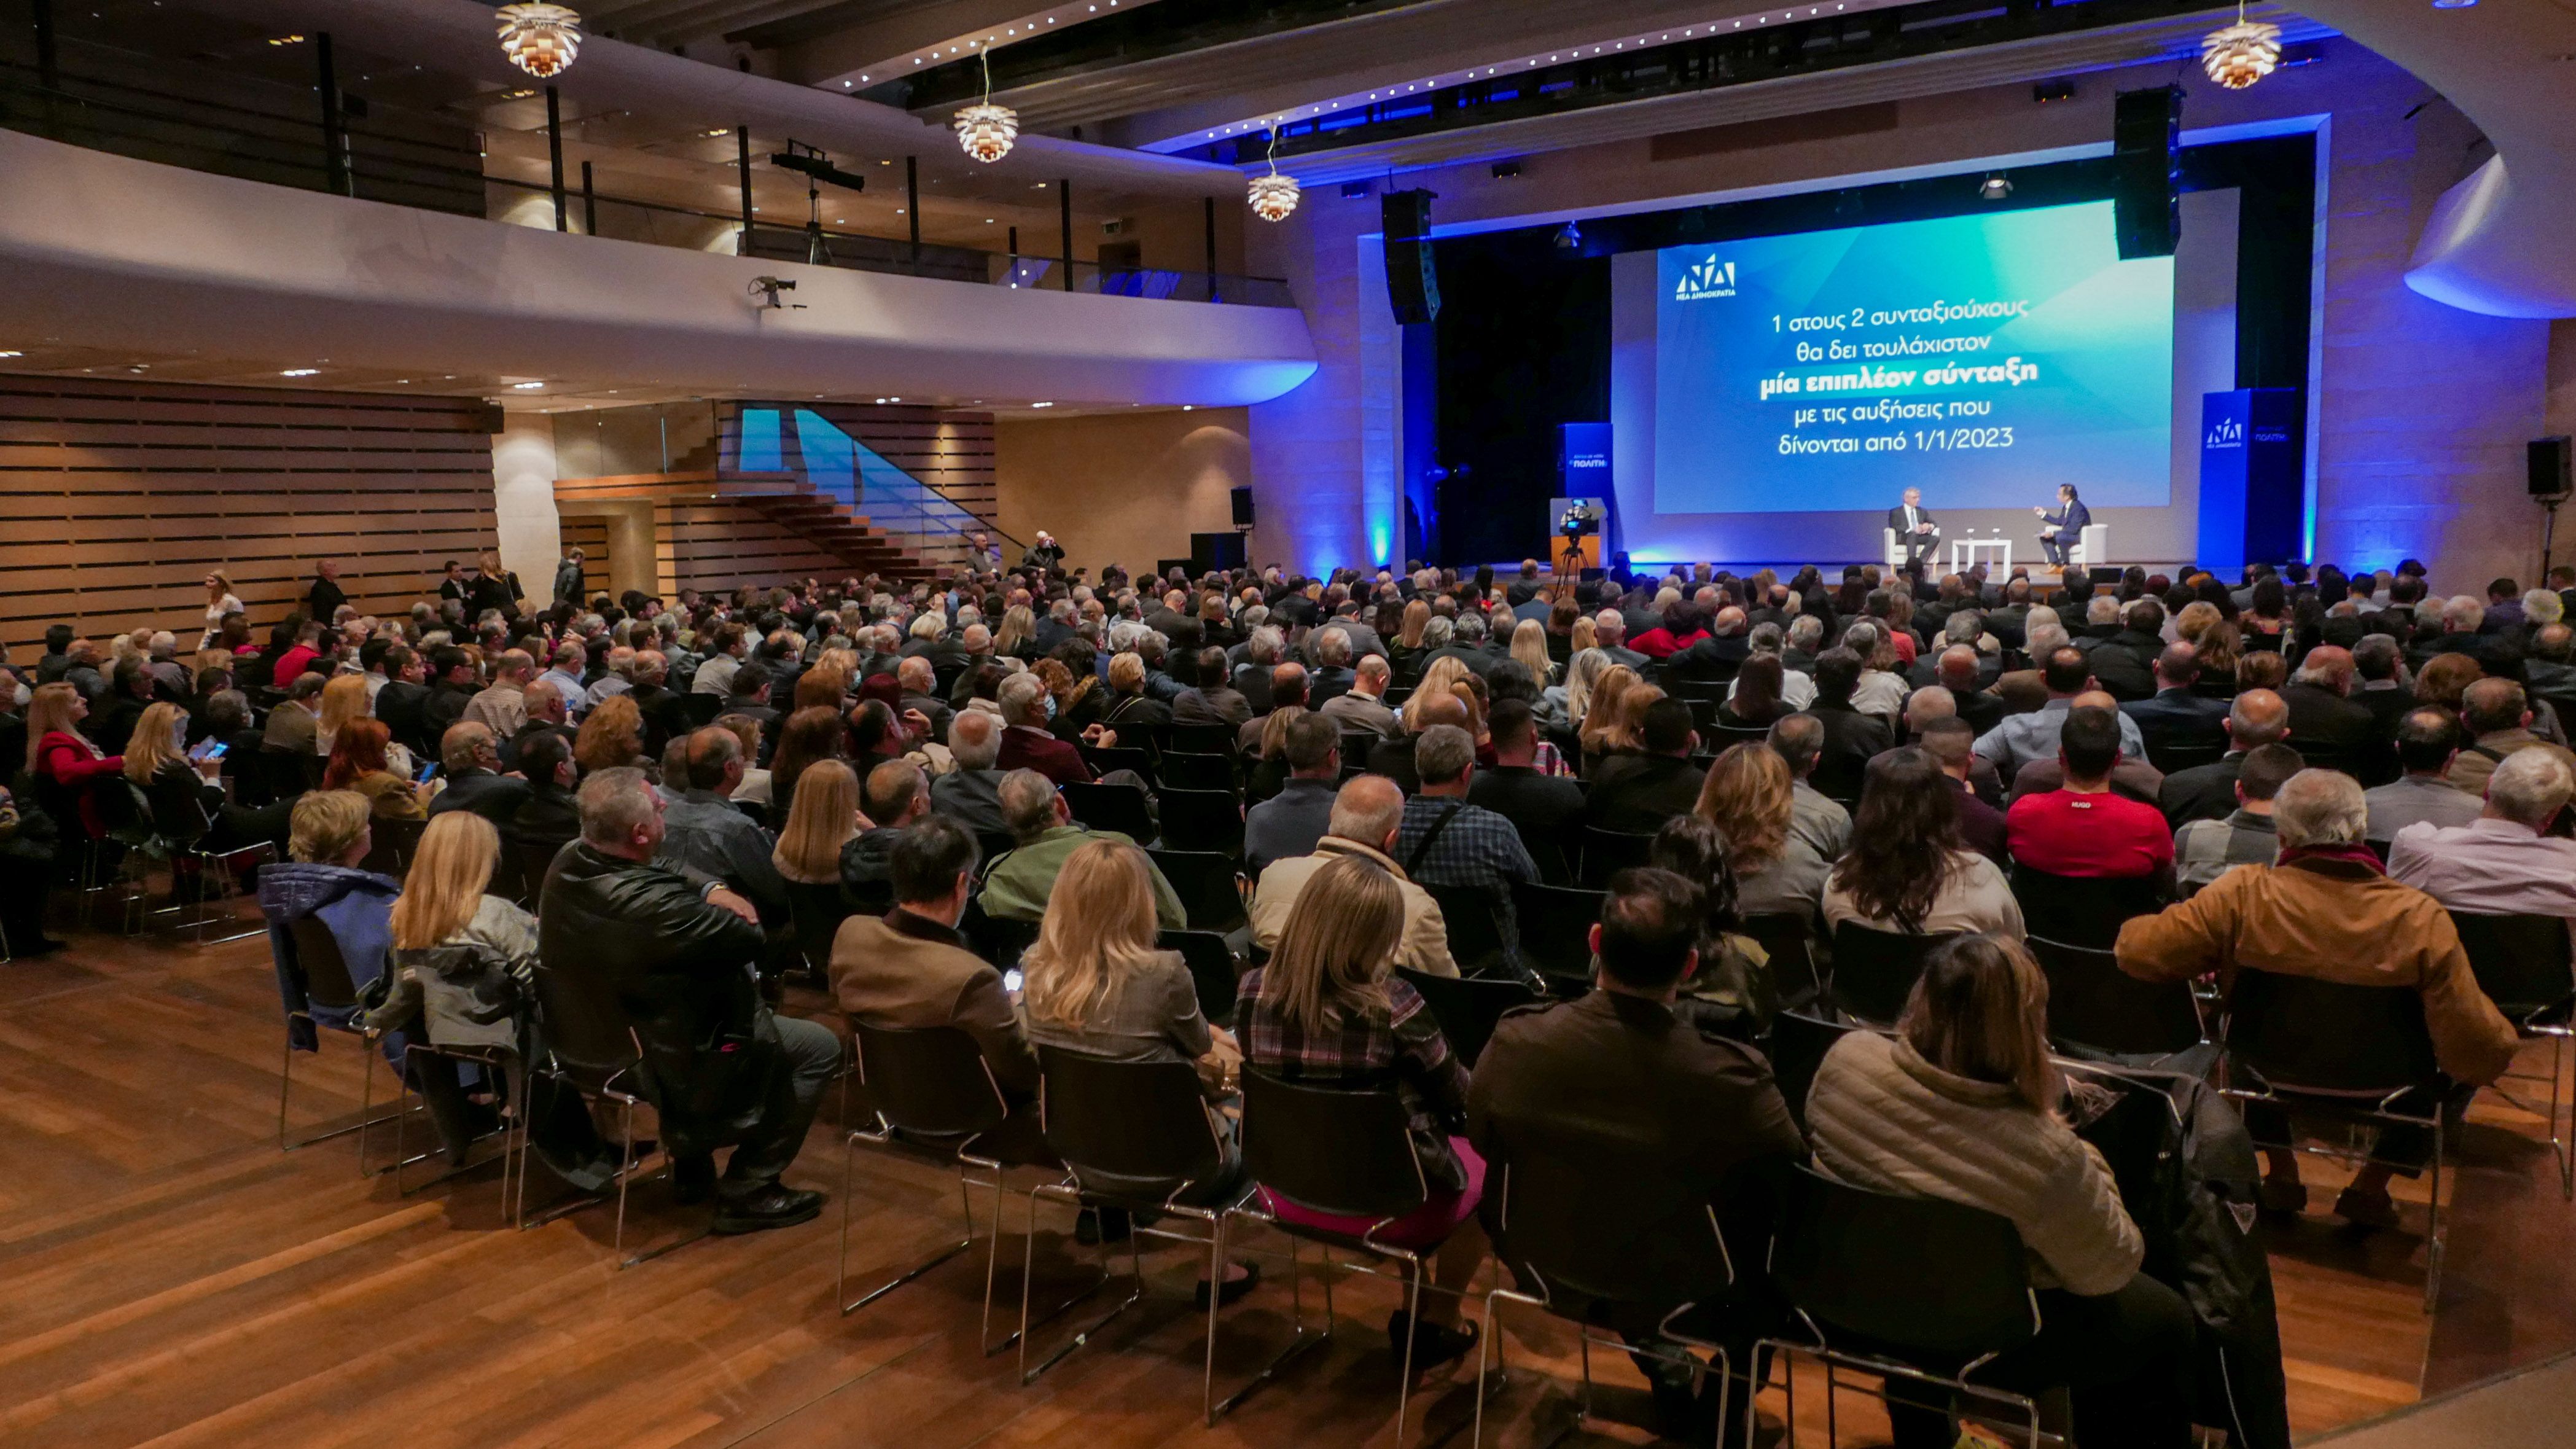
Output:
(1247, 775), (1458, 977)
(2117, 768), (2518, 1225)
(830, 816), (1044, 1160)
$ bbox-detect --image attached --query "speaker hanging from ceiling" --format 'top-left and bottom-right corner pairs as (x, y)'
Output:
(1381, 188), (1441, 325)
(2111, 85), (2183, 260)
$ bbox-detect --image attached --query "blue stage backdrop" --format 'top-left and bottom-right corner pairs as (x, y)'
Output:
(1650, 201), (2175, 516)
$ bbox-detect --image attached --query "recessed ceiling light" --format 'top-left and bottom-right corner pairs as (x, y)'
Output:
(1181, 405), (1193, 410)
(0, 350), (20, 358)
(1030, 400), (1054, 408)
(513, 381), (545, 389)
(280, 367), (318, 377)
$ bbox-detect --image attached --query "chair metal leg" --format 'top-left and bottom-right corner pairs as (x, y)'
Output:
(2424, 1114), (2445, 1313)
(835, 1133), (974, 1315)
(1394, 1256), (1423, 1446)
(278, 1023), (407, 1154)
(1018, 1185), (1146, 1386)
(1211, 1233), (1329, 1421)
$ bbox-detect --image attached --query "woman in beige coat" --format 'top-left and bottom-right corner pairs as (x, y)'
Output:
(1805, 934), (2194, 1449)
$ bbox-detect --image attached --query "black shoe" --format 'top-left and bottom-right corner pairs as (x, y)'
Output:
(1385, 1311), (1480, 1375)
(1193, 1260), (1261, 1310)
(671, 1152), (716, 1205)
(711, 1184), (825, 1234)
(10, 936), (68, 958)
(1074, 1206), (1133, 1246)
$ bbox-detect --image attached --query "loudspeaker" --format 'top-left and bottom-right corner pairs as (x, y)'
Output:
(1381, 189), (1441, 325)
(2531, 437), (2573, 499)
(1229, 485), (1254, 529)
(469, 402), (507, 433)
(2110, 86), (2182, 260)
(2090, 566), (2123, 586)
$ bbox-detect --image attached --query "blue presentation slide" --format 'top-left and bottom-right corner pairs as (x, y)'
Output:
(1651, 201), (2174, 515)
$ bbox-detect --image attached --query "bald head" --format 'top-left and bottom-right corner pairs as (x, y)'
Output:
(1328, 774), (1406, 853)
(1937, 645), (1981, 690)
(2227, 689), (2290, 748)
(2292, 646), (2353, 695)
(1905, 685), (1956, 737)
(1407, 689), (1470, 735)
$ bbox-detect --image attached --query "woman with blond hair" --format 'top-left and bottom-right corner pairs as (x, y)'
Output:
(1805, 933), (2187, 1448)
(994, 604), (1038, 661)
(1239, 853), (1487, 1368)
(27, 681), (124, 842)
(1509, 618), (1557, 686)
(1695, 743), (1829, 918)
(1540, 647), (1608, 738)
(322, 717), (427, 819)
(573, 693), (651, 778)
(316, 673), (413, 779)
(201, 570), (244, 649)
(1018, 839), (1258, 1299)
(1403, 656), (1475, 735)
(2192, 619), (2244, 700)
(122, 700), (294, 855)
(1581, 681), (1661, 777)
(771, 759), (863, 886)
(1575, 664), (1639, 768)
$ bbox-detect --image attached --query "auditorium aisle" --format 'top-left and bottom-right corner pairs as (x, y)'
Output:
(0, 919), (2567, 1448)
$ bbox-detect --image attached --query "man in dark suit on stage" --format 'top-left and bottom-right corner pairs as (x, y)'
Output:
(2035, 483), (2091, 570)
(1887, 487), (1940, 569)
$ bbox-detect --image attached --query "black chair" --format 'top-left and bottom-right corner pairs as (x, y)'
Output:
(1579, 827), (1656, 888)
(1080, 743), (1158, 784)
(974, 829), (1018, 865)
(1161, 929), (1244, 1022)
(2448, 911), (2575, 1198)
(2220, 968), (2451, 1307)
(362, 813), (427, 880)
(786, 880), (860, 982)
(2027, 934), (2203, 1058)
(961, 896), (1039, 969)
(1394, 965), (1539, 1068)
(522, 957), (693, 1267)
(1706, 722), (1772, 750)
(1827, 923), (1957, 1025)
(1424, 881), (1511, 975)
(1020, 1048), (1246, 1407)
(1473, 1138), (1739, 1448)
(1766, 1008), (1871, 1130)
(1510, 880), (1605, 988)
(515, 837), (567, 906)
(1230, 1070), (1452, 1437)
(1168, 722), (1238, 757)
(2006, 865), (2166, 951)
(1060, 780), (1155, 842)
(2144, 737), (2226, 776)
(1755, 1165), (2043, 1449)
(1738, 910), (1821, 1007)
(841, 1021), (1027, 1353)
(1338, 732), (1376, 773)
(1157, 752), (1238, 794)
(1149, 848), (1247, 932)
(681, 692), (724, 728)
(275, 914), (407, 1165)
(1157, 787), (1246, 856)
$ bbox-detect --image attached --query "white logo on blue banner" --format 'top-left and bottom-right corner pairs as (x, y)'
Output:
(1674, 255), (1736, 302)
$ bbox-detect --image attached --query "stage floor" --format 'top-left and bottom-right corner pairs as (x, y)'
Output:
(3, 911), (2570, 1447)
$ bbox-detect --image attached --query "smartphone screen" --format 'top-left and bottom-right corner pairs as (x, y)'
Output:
(203, 741), (229, 760)
(415, 760), (439, 784)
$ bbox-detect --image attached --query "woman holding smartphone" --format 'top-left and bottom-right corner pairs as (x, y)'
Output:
(322, 718), (431, 819)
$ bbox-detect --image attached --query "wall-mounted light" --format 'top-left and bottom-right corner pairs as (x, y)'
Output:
(1978, 175), (2013, 201)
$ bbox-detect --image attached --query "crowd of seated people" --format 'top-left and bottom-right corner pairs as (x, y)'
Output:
(6, 545), (2575, 1442)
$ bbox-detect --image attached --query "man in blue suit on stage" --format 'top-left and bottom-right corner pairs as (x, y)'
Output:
(1887, 486), (1940, 569)
(2034, 483), (2090, 571)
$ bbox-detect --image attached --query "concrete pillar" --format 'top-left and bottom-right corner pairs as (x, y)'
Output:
(492, 413), (562, 597)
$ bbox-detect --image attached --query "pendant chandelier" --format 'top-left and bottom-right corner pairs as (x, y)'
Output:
(954, 47), (1018, 163)
(496, 2), (583, 79)
(2201, 2), (2282, 90)
(1247, 130), (1300, 222)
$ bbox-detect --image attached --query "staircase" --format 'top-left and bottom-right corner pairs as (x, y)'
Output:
(716, 474), (935, 577)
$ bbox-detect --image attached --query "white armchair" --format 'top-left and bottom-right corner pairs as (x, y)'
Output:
(2066, 523), (2109, 572)
(1881, 527), (1905, 570)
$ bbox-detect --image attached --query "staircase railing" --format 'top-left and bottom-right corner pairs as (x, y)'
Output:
(775, 408), (1021, 575)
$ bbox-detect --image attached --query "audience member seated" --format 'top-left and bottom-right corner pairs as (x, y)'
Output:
(1972, 647), (2147, 783)
(1715, 652), (1795, 730)
(428, 722), (532, 827)
(929, 708), (1010, 836)
(2158, 689), (2289, 829)
(1765, 714), (1855, 859)
(259, 791), (401, 1052)
(508, 730), (584, 857)
(2173, 743), (2302, 894)
(28, 681), (126, 842)
(2005, 691), (2168, 806)
(574, 694), (656, 781)
(463, 648), (533, 736)
(324, 717), (427, 820)
(2117, 769), (2519, 1225)
(2121, 643), (2230, 757)
(2447, 678), (2545, 800)
(2279, 647), (2377, 762)
(1805, 934), (2192, 1449)
(1692, 743), (1829, 923)
(2388, 748), (2576, 923)
(1395, 724), (1539, 937)
(1583, 697), (1706, 834)
(1099, 652), (1173, 730)
(1803, 649), (1894, 800)
(1919, 716), (2008, 864)
(540, 767), (837, 1232)
(1243, 711), (1341, 877)
(771, 757), (861, 896)
(1650, 815), (1793, 1036)
(980, 769), (1182, 928)
(1251, 774), (1458, 975)
(2364, 708), (2486, 845)
(657, 727), (790, 930)
(995, 673), (1099, 786)
(1017, 838), (1257, 1297)
(1468, 699), (1585, 884)
(2005, 705), (2174, 888)
(843, 759), (927, 900)
(1372, 683), (1471, 795)
(1243, 853), (1484, 1364)
(830, 816), (1044, 1160)
(1320, 654), (1401, 738)
(2349, 635), (2418, 740)
(502, 678), (575, 775)
(120, 701), (294, 857)
(1823, 749), (2024, 940)
(0, 778), (64, 955)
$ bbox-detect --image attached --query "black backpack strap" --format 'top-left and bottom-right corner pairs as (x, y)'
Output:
(1405, 800), (1464, 876)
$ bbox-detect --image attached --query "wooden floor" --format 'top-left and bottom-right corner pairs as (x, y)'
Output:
(3, 904), (2572, 1449)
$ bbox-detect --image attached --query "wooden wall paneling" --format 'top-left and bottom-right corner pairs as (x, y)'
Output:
(0, 374), (499, 651)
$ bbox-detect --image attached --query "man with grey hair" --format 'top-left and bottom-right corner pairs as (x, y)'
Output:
(1248, 773), (1457, 975)
(2160, 689), (2291, 828)
(976, 768), (1182, 927)
(582, 645), (638, 717)
(2413, 594), (2512, 674)
(1307, 626), (1358, 706)
(2279, 645), (2375, 762)
(539, 765), (839, 1233)
(994, 671), (1098, 784)
(1396, 724), (1539, 971)
(427, 721), (533, 826)
(658, 725), (789, 929)
(2448, 677), (2542, 799)
(1231, 625), (1285, 711)
(2119, 767), (2519, 1226)
(1768, 714), (1854, 858)
(2389, 745), (2576, 920)
(1320, 654), (1400, 739)
(1593, 609), (1649, 670)
(1782, 614), (1826, 674)
(929, 706), (1010, 835)
(464, 647), (535, 736)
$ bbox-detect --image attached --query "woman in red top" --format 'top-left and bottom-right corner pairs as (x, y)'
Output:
(26, 682), (125, 839)
(1628, 601), (1711, 660)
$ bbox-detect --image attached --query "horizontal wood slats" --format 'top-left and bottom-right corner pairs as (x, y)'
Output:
(0, 374), (496, 650)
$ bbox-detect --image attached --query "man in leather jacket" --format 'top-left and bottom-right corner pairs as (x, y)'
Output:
(538, 767), (838, 1233)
